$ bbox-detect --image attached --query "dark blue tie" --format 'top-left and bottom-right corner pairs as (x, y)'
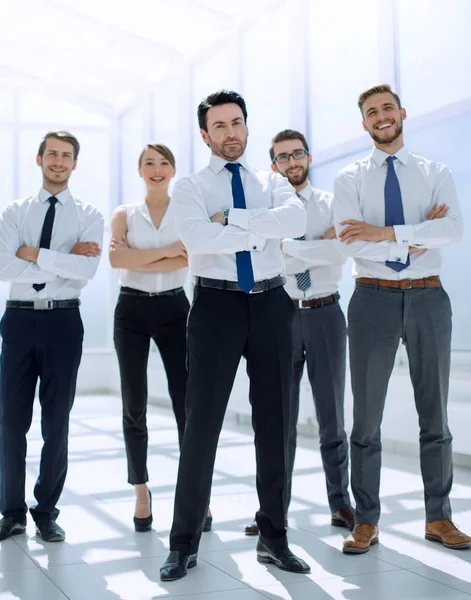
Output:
(225, 163), (255, 293)
(384, 156), (410, 272)
(33, 196), (58, 292)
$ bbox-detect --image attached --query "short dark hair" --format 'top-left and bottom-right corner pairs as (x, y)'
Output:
(38, 131), (80, 160)
(197, 90), (248, 131)
(269, 129), (310, 162)
(138, 143), (176, 168)
(358, 84), (402, 116)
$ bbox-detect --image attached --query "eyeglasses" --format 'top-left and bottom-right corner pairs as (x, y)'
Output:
(273, 149), (309, 164)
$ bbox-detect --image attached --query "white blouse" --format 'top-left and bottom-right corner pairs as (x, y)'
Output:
(119, 200), (188, 293)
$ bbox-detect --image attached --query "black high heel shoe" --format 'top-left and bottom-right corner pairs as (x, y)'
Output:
(203, 508), (212, 532)
(134, 490), (153, 532)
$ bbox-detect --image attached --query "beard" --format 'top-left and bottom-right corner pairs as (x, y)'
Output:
(208, 136), (247, 161)
(369, 119), (403, 146)
(283, 164), (309, 187)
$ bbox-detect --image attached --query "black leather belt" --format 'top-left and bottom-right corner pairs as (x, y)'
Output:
(6, 299), (80, 310)
(120, 286), (184, 297)
(195, 275), (285, 294)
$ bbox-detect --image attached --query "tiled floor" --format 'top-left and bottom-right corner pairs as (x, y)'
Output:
(2, 394), (471, 599)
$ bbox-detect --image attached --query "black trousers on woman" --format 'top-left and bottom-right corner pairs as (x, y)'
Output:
(114, 288), (189, 485)
(170, 284), (295, 555)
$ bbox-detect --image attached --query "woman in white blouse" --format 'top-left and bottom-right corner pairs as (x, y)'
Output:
(109, 144), (191, 532)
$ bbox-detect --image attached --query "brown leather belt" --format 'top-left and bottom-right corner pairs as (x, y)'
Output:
(356, 276), (441, 290)
(292, 293), (340, 309)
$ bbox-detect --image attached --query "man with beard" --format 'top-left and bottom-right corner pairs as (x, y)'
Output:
(334, 84), (470, 554)
(160, 90), (309, 581)
(244, 129), (354, 537)
(0, 131), (103, 542)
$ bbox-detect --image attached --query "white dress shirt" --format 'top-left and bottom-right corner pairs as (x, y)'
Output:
(282, 184), (346, 300)
(172, 153), (306, 281)
(333, 146), (463, 280)
(0, 187), (104, 300)
(119, 200), (188, 293)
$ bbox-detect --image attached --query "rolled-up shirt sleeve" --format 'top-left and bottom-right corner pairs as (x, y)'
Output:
(228, 173), (306, 240)
(173, 177), (266, 255)
(0, 203), (57, 283)
(333, 170), (408, 263)
(37, 206), (104, 281)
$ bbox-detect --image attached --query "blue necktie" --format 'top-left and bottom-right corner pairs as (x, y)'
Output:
(33, 196), (58, 292)
(225, 163), (255, 293)
(294, 194), (311, 291)
(385, 156), (410, 272)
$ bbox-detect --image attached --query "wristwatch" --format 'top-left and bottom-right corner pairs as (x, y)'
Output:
(222, 208), (230, 225)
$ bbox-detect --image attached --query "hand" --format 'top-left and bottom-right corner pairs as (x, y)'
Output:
(338, 220), (395, 245)
(164, 240), (187, 259)
(210, 211), (226, 225)
(427, 203), (449, 220)
(70, 242), (101, 257)
(322, 226), (337, 240)
(16, 246), (39, 263)
(110, 235), (129, 250)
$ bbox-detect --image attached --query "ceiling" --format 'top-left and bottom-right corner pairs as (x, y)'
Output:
(1, 0), (283, 113)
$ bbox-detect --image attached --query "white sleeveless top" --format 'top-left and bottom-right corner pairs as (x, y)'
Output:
(119, 201), (188, 293)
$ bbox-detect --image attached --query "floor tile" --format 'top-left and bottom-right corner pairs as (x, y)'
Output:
(410, 562), (471, 596)
(0, 566), (67, 600)
(43, 557), (247, 600)
(256, 568), (471, 599)
(0, 537), (37, 570)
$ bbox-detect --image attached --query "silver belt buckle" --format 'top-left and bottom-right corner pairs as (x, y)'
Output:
(34, 299), (54, 310)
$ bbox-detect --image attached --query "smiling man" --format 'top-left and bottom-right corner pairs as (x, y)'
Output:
(160, 90), (309, 581)
(0, 131), (104, 543)
(333, 84), (470, 554)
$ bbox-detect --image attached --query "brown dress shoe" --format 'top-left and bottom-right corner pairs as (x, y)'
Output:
(331, 506), (355, 531)
(244, 519), (259, 536)
(425, 520), (471, 549)
(343, 524), (379, 554)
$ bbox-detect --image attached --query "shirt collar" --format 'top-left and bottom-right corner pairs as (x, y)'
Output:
(372, 145), (409, 167)
(38, 187), (72, 205)
(297, 183), (313, 202)
(209, 152), (252, 174)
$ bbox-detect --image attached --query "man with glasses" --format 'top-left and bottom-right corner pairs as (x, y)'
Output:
(244, 129), (354, 536)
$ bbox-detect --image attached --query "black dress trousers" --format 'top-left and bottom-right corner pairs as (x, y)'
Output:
(169, 285), (295, 554)
(114, 289), (189, 485)
(0, 307), (83, 523)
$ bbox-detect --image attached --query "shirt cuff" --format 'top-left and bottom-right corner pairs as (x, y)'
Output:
(37, 248), (57, 272)
(393, 224), (413, 246)
(248, 232), (265, 252)
(387, 243), (409, 264)
(228, 208), (250, 230)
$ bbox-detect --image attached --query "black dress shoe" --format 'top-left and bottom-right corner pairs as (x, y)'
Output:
(203, 512), (212, 532)
(35, 520), (65, 542)
(134, 490), (153, 532)
(244, 519), (259, 536)
(256, 538), (310, 573)
(160, 550), (198, 581)
(0, 516), (26, 541)
(331, 505), (355, 531)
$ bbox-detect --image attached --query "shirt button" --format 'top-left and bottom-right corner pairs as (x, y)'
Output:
(396, 257), (401, 262)
(252, 246), (257, 250)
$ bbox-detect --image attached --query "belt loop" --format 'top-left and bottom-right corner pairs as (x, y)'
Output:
(425, 277), (429, 289)
(222, 279), (227, 291)
(320, 297), (324, 307)
(375, 279), (379, 290)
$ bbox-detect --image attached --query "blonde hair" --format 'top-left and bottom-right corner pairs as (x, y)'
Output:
(138, 144), (175, 168)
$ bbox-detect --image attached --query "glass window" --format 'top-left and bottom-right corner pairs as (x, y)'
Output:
(20, 92), (109, 128)
(0, 125), (14, 210)
(397, 0), (471, 115)
(242, 4), (292, 170)
(192, 43), (241, 172)
(406, 114), (471, 351)
(0, 89), (14, 123)
(308, 0), (381, 151)
(120, 108), (147, 205)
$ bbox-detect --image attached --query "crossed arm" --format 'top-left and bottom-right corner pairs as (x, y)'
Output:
(108, 207), (188, 273)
